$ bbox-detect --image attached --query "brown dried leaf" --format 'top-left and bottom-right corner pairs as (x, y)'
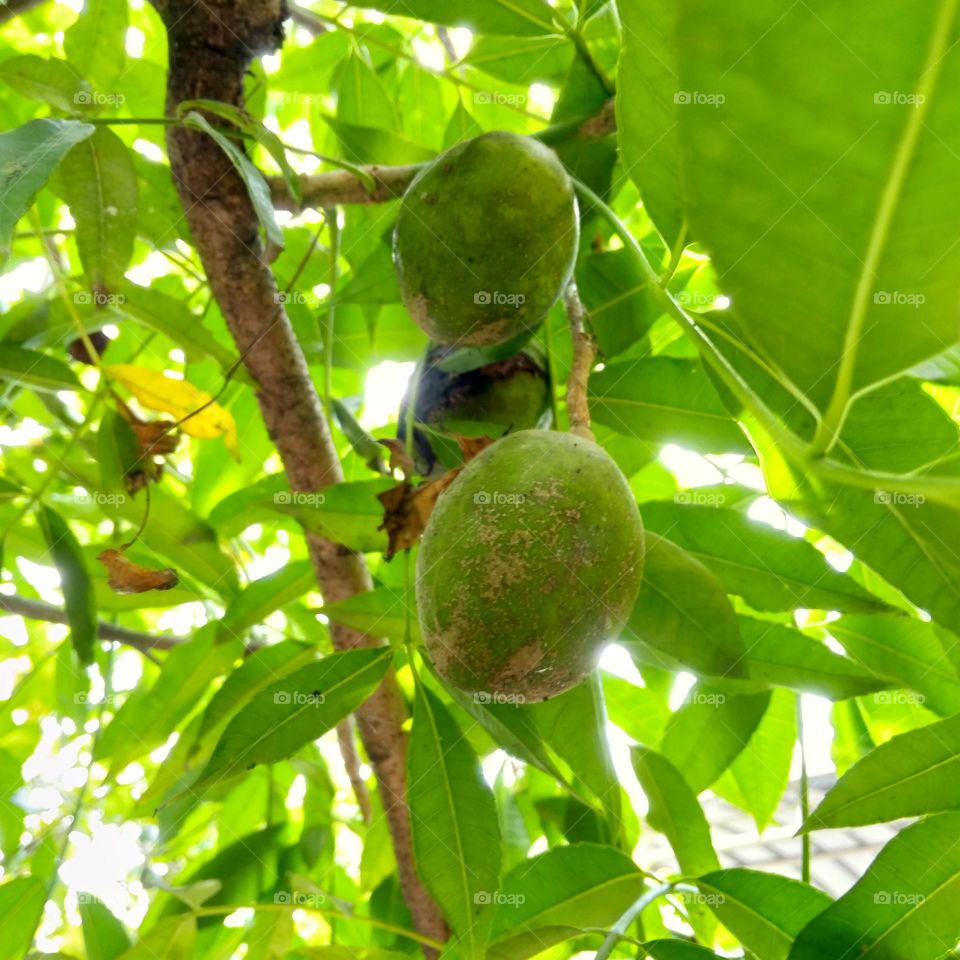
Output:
(378, 438), (415, 479)
(452, 433), (495, 462)
(131, 419), (180, 457)
(377, 469), (461, 560)
(97, 549), (179, 594)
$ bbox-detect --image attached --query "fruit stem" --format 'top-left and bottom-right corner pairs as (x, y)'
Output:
(563, 283), (597, 441)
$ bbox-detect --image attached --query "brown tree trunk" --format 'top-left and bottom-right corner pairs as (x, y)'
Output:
(153, 0), (447, 949)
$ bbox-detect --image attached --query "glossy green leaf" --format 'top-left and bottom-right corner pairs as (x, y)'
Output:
(0, 55), (90, 112)
(182, 112), (282, 247)
(0, 876), (46, 960)
(116, 915), (195, 960)
(660, 689), (770, 794)
(0, 344), (82, 394)
(589, 358), (751, 455)
(632, 748), (719, 876)
(641, 501), (888, 613)
(625, 532), (748, 678)
(827, 615), (960, 717)
(271, 478), (395, 553)
(63, 0), (127, 93)
(697, 869), (832, 960)
(37, 505), (96, 665)
(788, 813), (960, 959)
(712, 689), (796, 831)
(322, 587), (419, 644)
(192, 648), (393, 793)
(488, 844), (648, 960)
(408, 683), (501, 957)
(80, 898), (130, 960)
(0, 118), (94, 262)
(217, 560), (316, 640)
(676, 0), (960, 423)
(616, 0), (685, 246)
(56, 126), (138, 291)
(803, 712), (960, 831)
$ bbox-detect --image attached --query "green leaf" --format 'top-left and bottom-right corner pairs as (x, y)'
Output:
(803, 712), (960, 831)
(660, 689), (770, 794)
(632, 748), (719, 876)
(37, 505), (96, 665)
(675, 0), (960, 422)
(788, 812), (960, 959)
(827, 615), (960, 717)
(711, 689), (796, 832)
(735, 617), (890, 701)
(336, 51), (399, 132)
(217, 560), (316, 640)
(55, 126), (138, 291)
(95, 626), (243, 772)
(0, 118), (95, 263)
(96, 409), (141, 495)
(80, 898), (131, 960)
(64, 0), (127, 93)
(0, 876), (46, 960)
(640, 944), (724, 960)
(443, 99), (484, 149)
(616, 0), (685, 245)
(487, 844), (648, 960)
(408, 683), (501, 957)
(0, 344), (82, 394)
(271, 478), (395, 553)
(641, 501), (888, 613)
(117, 915), (195, 960)
(195, 639), (317, 748)
(182, 112), (282, 247)
(345, 0), (560, 36)
(322, 587), (419, 644)
(0, 55), (90, 112)
(192, 648), (393, 793)
(625, 532), (748, 678)
(697, 869), (832, 960)
(589, 358), (751, 454)
(117, 282), (240, 371)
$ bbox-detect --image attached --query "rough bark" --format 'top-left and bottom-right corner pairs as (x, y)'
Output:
(154, 0), (446, 949)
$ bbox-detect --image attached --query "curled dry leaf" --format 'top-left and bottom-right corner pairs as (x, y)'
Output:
(108, 364), (240, 461)
(451, 433), (495, 462)
(97, 549), (179, 594)
(378, 438), (415, 479)
(377, 469), (462, 561)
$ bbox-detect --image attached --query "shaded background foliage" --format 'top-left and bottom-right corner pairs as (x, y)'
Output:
(0, 0), (959, 958)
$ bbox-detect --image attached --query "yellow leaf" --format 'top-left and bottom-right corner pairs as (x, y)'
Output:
(107, 364), (240, 461)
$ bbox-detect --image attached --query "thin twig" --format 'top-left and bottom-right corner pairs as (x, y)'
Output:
(563, 282), (597, 441)
(336, 717), (372, 822)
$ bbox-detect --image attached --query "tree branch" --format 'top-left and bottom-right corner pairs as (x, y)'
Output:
(155, 0), (447, 951)
(0, 593), (177, 656)
(564, 282), (597, 441)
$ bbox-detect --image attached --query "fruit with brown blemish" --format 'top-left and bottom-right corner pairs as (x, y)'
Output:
(416, 429), (644, 700)
(393, 131), (579, 346)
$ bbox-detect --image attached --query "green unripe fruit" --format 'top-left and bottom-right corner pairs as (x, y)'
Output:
(417, 430), (644, 700)
(393, 131), (579, 346)
(398, 344), (551, 473)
